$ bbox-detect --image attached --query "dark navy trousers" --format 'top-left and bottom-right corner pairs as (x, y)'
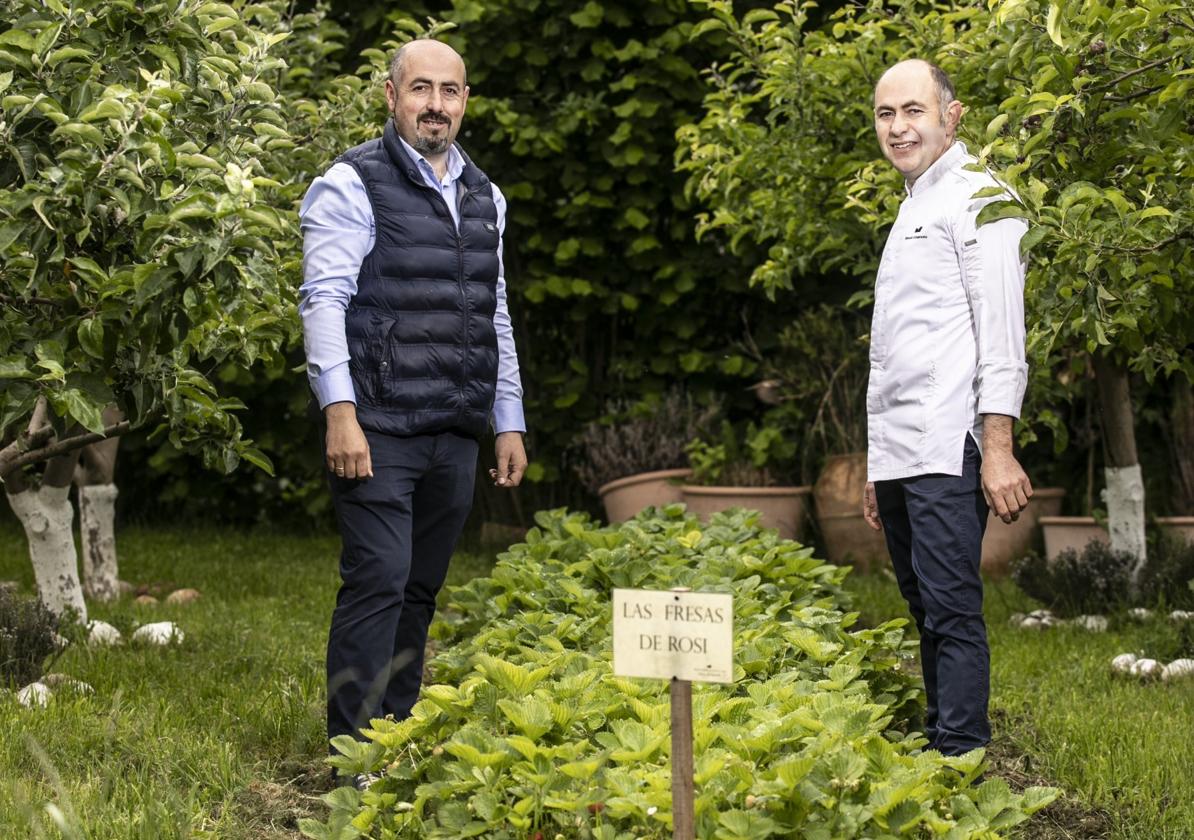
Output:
(325, 429), (478, 743)
(874, 434), (991, 755)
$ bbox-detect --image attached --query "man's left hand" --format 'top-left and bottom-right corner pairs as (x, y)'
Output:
(982, 450), (1032, 524)
(490, 432), (527, 488)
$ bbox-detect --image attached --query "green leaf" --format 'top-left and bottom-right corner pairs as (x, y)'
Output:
(78, 99), (128, 122)
(1018, 224), (1049, 258)
(1046, 3), (1065, 48)
(77, 318), (104, 359)
(976, 200), (1028, 226)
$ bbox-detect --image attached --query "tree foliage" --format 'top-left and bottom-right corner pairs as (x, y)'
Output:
(678, 0), (1194, 391)
(430, 0), (818, 489)
(0, 0), (399, 478)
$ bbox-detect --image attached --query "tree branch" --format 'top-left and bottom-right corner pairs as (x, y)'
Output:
(0, 421), (132, 478)
(1090, 57), (1173, 92)
(0, 292), (57, 307)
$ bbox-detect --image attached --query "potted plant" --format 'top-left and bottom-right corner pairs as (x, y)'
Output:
(575, 390), (718, 523)
(680, 421), (811, 540)
(748, 306), (886, 569)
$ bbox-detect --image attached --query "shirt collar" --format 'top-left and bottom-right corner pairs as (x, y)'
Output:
(397, 135), (464, 185)
(906, 140), (966, 197)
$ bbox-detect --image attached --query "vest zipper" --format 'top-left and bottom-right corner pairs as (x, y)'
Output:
(409, 170), (475, 422)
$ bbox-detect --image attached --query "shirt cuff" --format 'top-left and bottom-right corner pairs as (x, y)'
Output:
(492, 399), (526, 435)
(976, 359), (1028, 418)
(310, 362), (357, 410)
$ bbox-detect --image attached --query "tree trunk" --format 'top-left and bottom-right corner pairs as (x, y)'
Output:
(75, 408), (123, 602)
(1092, 353), (1146, 577)
(6, 482), (87, 621)
(1169, 373), (1194, 515)
(78, 483), (119, 602)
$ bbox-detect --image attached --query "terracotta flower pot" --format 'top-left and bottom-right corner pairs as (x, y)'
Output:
(598, 468), (692, 523)
(680, 485), (811, 541)
(812, 452), (888, 573)
(1155, 516), (1194, 544)
(981, 487), (1065, 577)
(1039, 516), (1109, 560)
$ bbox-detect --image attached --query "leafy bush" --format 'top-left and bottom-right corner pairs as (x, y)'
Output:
(574, 390), (719, 493)
(1138, 534), (1194, 611)
(1013, 534), (1194, 616)
(0, 589), (60, 688)
(685, 420), (794, 486)
(302, 508), (1056, 839)
(1012, 543), (1134, 618)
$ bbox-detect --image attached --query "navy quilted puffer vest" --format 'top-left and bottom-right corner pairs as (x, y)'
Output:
(337, 121), (500, 439)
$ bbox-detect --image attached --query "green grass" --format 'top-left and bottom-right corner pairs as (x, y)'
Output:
(844, 569), (1194, 840)
(3, 523), (1191, 838)
(0, 524), (493, 839)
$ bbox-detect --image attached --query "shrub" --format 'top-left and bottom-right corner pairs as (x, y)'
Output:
(1138, 534), (1194, 611)
(1013, 535), (1194, 616)
(0, 589), (61, 688)
(301, 508), (1056, 839)
(1012, 543), (1134, 618)
(573, 390), (719, 493)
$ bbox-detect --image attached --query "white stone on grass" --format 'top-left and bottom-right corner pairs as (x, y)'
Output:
(165, 588), (201, 605)
(1162, 659), (1194, 682)
(17, 682), (51, 707)
(1110, 652), (1137, 674)
(87, 620), (122, 646)
(1073, 615), (1109, 632)
(1127, 607), (1153, 620)
(1169, 610), (1193, 622)
(41, 673), (93, 694)
(132, 621), (184, 645)
(1129, 658), (1163, 679)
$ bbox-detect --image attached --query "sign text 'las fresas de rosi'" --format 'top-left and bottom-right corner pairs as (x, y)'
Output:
(612, 589), (733, 683)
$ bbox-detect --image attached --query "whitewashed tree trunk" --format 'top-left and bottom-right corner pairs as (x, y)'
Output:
(1105, 464), (1147, 573)
(78, 483), (119, 602)
(6, 483), (87, 621)
(1093, 353), (1147, 583)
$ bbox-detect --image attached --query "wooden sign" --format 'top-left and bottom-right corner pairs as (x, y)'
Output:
(612, 588), (733, 683)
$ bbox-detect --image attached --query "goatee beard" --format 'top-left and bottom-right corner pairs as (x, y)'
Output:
(413, 134), (451, 155)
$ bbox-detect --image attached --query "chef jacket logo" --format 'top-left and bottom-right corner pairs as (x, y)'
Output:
(905, 224), (928, 240)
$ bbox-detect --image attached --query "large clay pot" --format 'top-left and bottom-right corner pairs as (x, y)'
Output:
(1039, 516), (1109, 560)
(598, 468), (692, 523)
(981, 487), (1065, 577)
(679, 485), (811, 541)
(1156, 516), (1194, 544)
(812, 452), (888, 573)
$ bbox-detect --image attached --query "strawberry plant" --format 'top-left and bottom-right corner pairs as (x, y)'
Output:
(302, 508), (1056, 839)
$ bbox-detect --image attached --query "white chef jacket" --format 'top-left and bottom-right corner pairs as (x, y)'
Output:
(867, 141), (1028, 482)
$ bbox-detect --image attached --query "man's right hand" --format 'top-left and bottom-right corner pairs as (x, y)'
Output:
(863, 481), (882, 531)
(325, 402), (372, 480)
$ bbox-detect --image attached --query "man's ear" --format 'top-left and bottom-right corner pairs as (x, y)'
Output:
(384, 78), (397, 112)
(945, 99), (963, 136)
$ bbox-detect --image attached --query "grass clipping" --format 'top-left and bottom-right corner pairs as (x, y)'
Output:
(302, 507), (1057, 839)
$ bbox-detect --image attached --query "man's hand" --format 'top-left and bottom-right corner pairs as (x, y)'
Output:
(490, 431), (527, 488)
(863, 481), (882, 531)
(325, 402), (372, 480)
(982, 415), (1032, 523)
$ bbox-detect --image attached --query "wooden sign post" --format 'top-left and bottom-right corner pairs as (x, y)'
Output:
(613, 587), (733, 840)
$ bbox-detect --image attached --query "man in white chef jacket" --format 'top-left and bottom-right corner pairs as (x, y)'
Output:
(861, 59), (1033, 756)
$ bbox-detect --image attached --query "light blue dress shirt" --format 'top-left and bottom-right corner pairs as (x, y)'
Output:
(299, 138), (526, 434)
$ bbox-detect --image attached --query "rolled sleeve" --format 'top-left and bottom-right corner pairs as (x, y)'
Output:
(299, 163), (374, 408)
(960, 202), (1029, 418)
(491, 184), (527, 434)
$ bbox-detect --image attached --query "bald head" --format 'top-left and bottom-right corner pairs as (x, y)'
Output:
(389, 40), (467, 88)
(875, 59), (955, 120)
(873, 59), (963, 184)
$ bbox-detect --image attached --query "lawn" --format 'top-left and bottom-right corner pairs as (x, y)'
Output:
(1, 522), (1191, 838)
(845, 571), (1194, 840)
